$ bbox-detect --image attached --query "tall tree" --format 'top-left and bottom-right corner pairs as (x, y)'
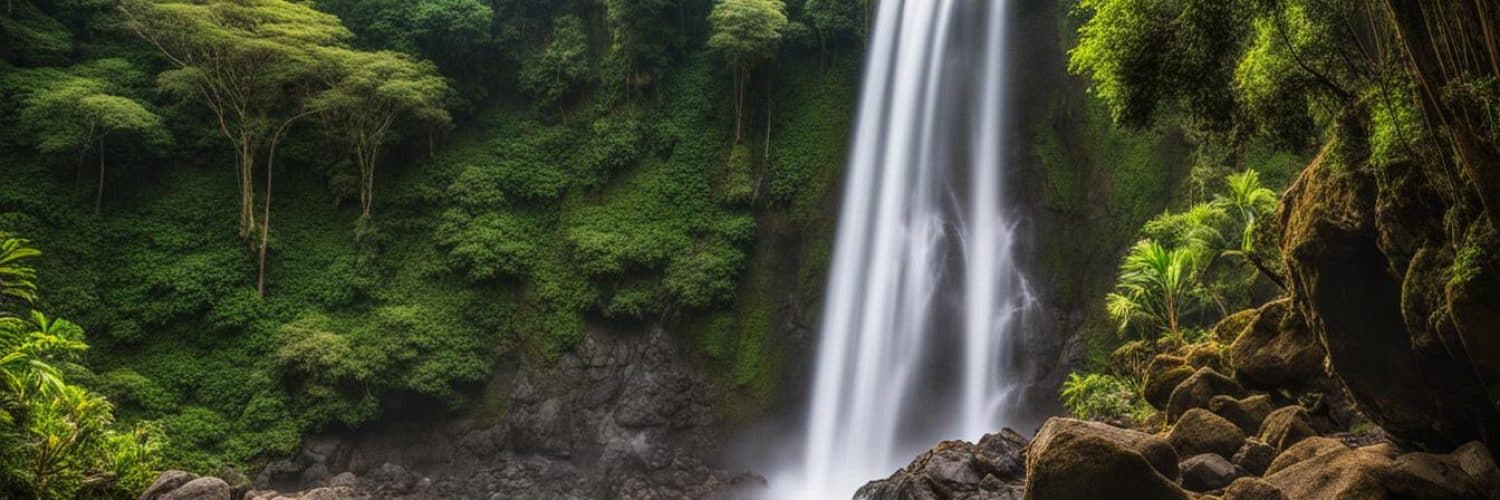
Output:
(708, 0), (787, 142)
(308, 48), (450, 222)
(18, 64), (167, 216)
(118, 0), (352, 240)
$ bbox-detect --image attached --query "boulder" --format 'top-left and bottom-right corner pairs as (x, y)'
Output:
(1182, 342), (1229, 375)
(1264, 446), (1392, 499)
(1211, 309), (1258, 344)
(1024, 418), (1187, 500)
(1257, 406), (1316, 453)
(245, 487), (369, 500)
(140, 471), (199, 500)
(159, 477), (231, 500)
(1208, 394), (1275, 436)
(1166, 367), (1245, 423)
(1221, 477), (1285, 500)
(1388, 441), (1500, 499)
(1167, 409), (1245, 459)
(1180, 453), (1245, 492)
(857, 429), (1029, 500)
(1265, 436), (1348, 476)
(1232, 439), (1277, 476)
(1229, 299), (1326, 390)
(1143, 355), (1194, 410)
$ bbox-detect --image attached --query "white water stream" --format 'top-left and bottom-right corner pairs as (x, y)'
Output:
(768, 1), (1033, 498)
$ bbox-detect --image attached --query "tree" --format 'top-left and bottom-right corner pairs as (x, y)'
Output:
(603, 0), (683, 100)
(308, 47), (451, 222)
(18, 63), (167, 217)
(1106, 239), (1199, 343)
(518, 14), (591, 113)
(708, 0), (787, 142)
(118, 0), (352, 240)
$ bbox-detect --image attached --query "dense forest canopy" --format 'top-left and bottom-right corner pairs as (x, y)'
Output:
(0, 0), (867, 495)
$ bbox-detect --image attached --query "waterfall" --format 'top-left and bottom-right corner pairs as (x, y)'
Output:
(768, 1), (1033, 498)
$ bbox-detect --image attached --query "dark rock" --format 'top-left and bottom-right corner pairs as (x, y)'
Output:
(1166, 367), (1245, 423)
(1208, 394), (1275, 436)
(248, 326), (747, 499)
(1229, 299), (1326, 390)
(159, 477), (231, 500)
(1257, 406), (1317, 454)
(1231, 439), (1276, 476)
(1167, 408), (1245, 459)
(857, 429), (1029, 500)
(1221, 477), (1285, 500)
(1022, 418), (1188, 500)
(1143, 355), (1193, 411)
(140, 471), (199, 500)
(1179, 453), (1245, 492)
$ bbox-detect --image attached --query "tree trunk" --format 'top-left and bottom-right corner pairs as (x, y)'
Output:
(94, 135), (105, 217)
(238, 137), (257, 240)
(259, 139), (275, 298)
(733, 68), (743, 143)
(765, 70), (773, 160)
(1386, 0), (1500, 229)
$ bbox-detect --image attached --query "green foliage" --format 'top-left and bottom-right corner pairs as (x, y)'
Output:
(0, 235), (42, 310)
(803, 0), (864, 48)
(709, 0), (789, 73)
(1059, 371), (1141, 421)
(1069, 0), (1249, 129)
(1108, 170), (1281, 343)
(314, 0), (492, 73)
(1106, 239), (1198, 341)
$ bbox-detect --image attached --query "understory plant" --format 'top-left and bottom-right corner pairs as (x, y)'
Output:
(0, 233), (165, 499)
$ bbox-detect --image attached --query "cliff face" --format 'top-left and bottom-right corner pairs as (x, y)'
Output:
(1280, 136), (1500, 454)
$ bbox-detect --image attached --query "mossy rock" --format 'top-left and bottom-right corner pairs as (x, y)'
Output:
(1167, 408), (1246, 459)
(1143, 355), (1192, 410)
(1222, 477), (1286, 500)
(1229, 299), (1325, 390)
(1209, 394), (1276, 436)
(1265, 436), (1347, 476)
(1166, 367), (1245, 423)
(1212, 308), (1258, 344)
(1024, 418), (1188, 500)
(1257, 406), (1318, 455)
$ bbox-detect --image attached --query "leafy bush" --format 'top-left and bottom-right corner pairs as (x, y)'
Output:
(1059, 371), (1141, 422)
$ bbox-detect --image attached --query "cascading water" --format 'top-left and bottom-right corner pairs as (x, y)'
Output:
(768, 1), (1034, 498)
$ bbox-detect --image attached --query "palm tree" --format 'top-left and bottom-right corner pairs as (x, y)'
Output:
(1213, 170), (1285, 290)
(1215, 170), (1278, 252)
(0, 235), (41, 313)
(1106, 239), (1198, 343)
